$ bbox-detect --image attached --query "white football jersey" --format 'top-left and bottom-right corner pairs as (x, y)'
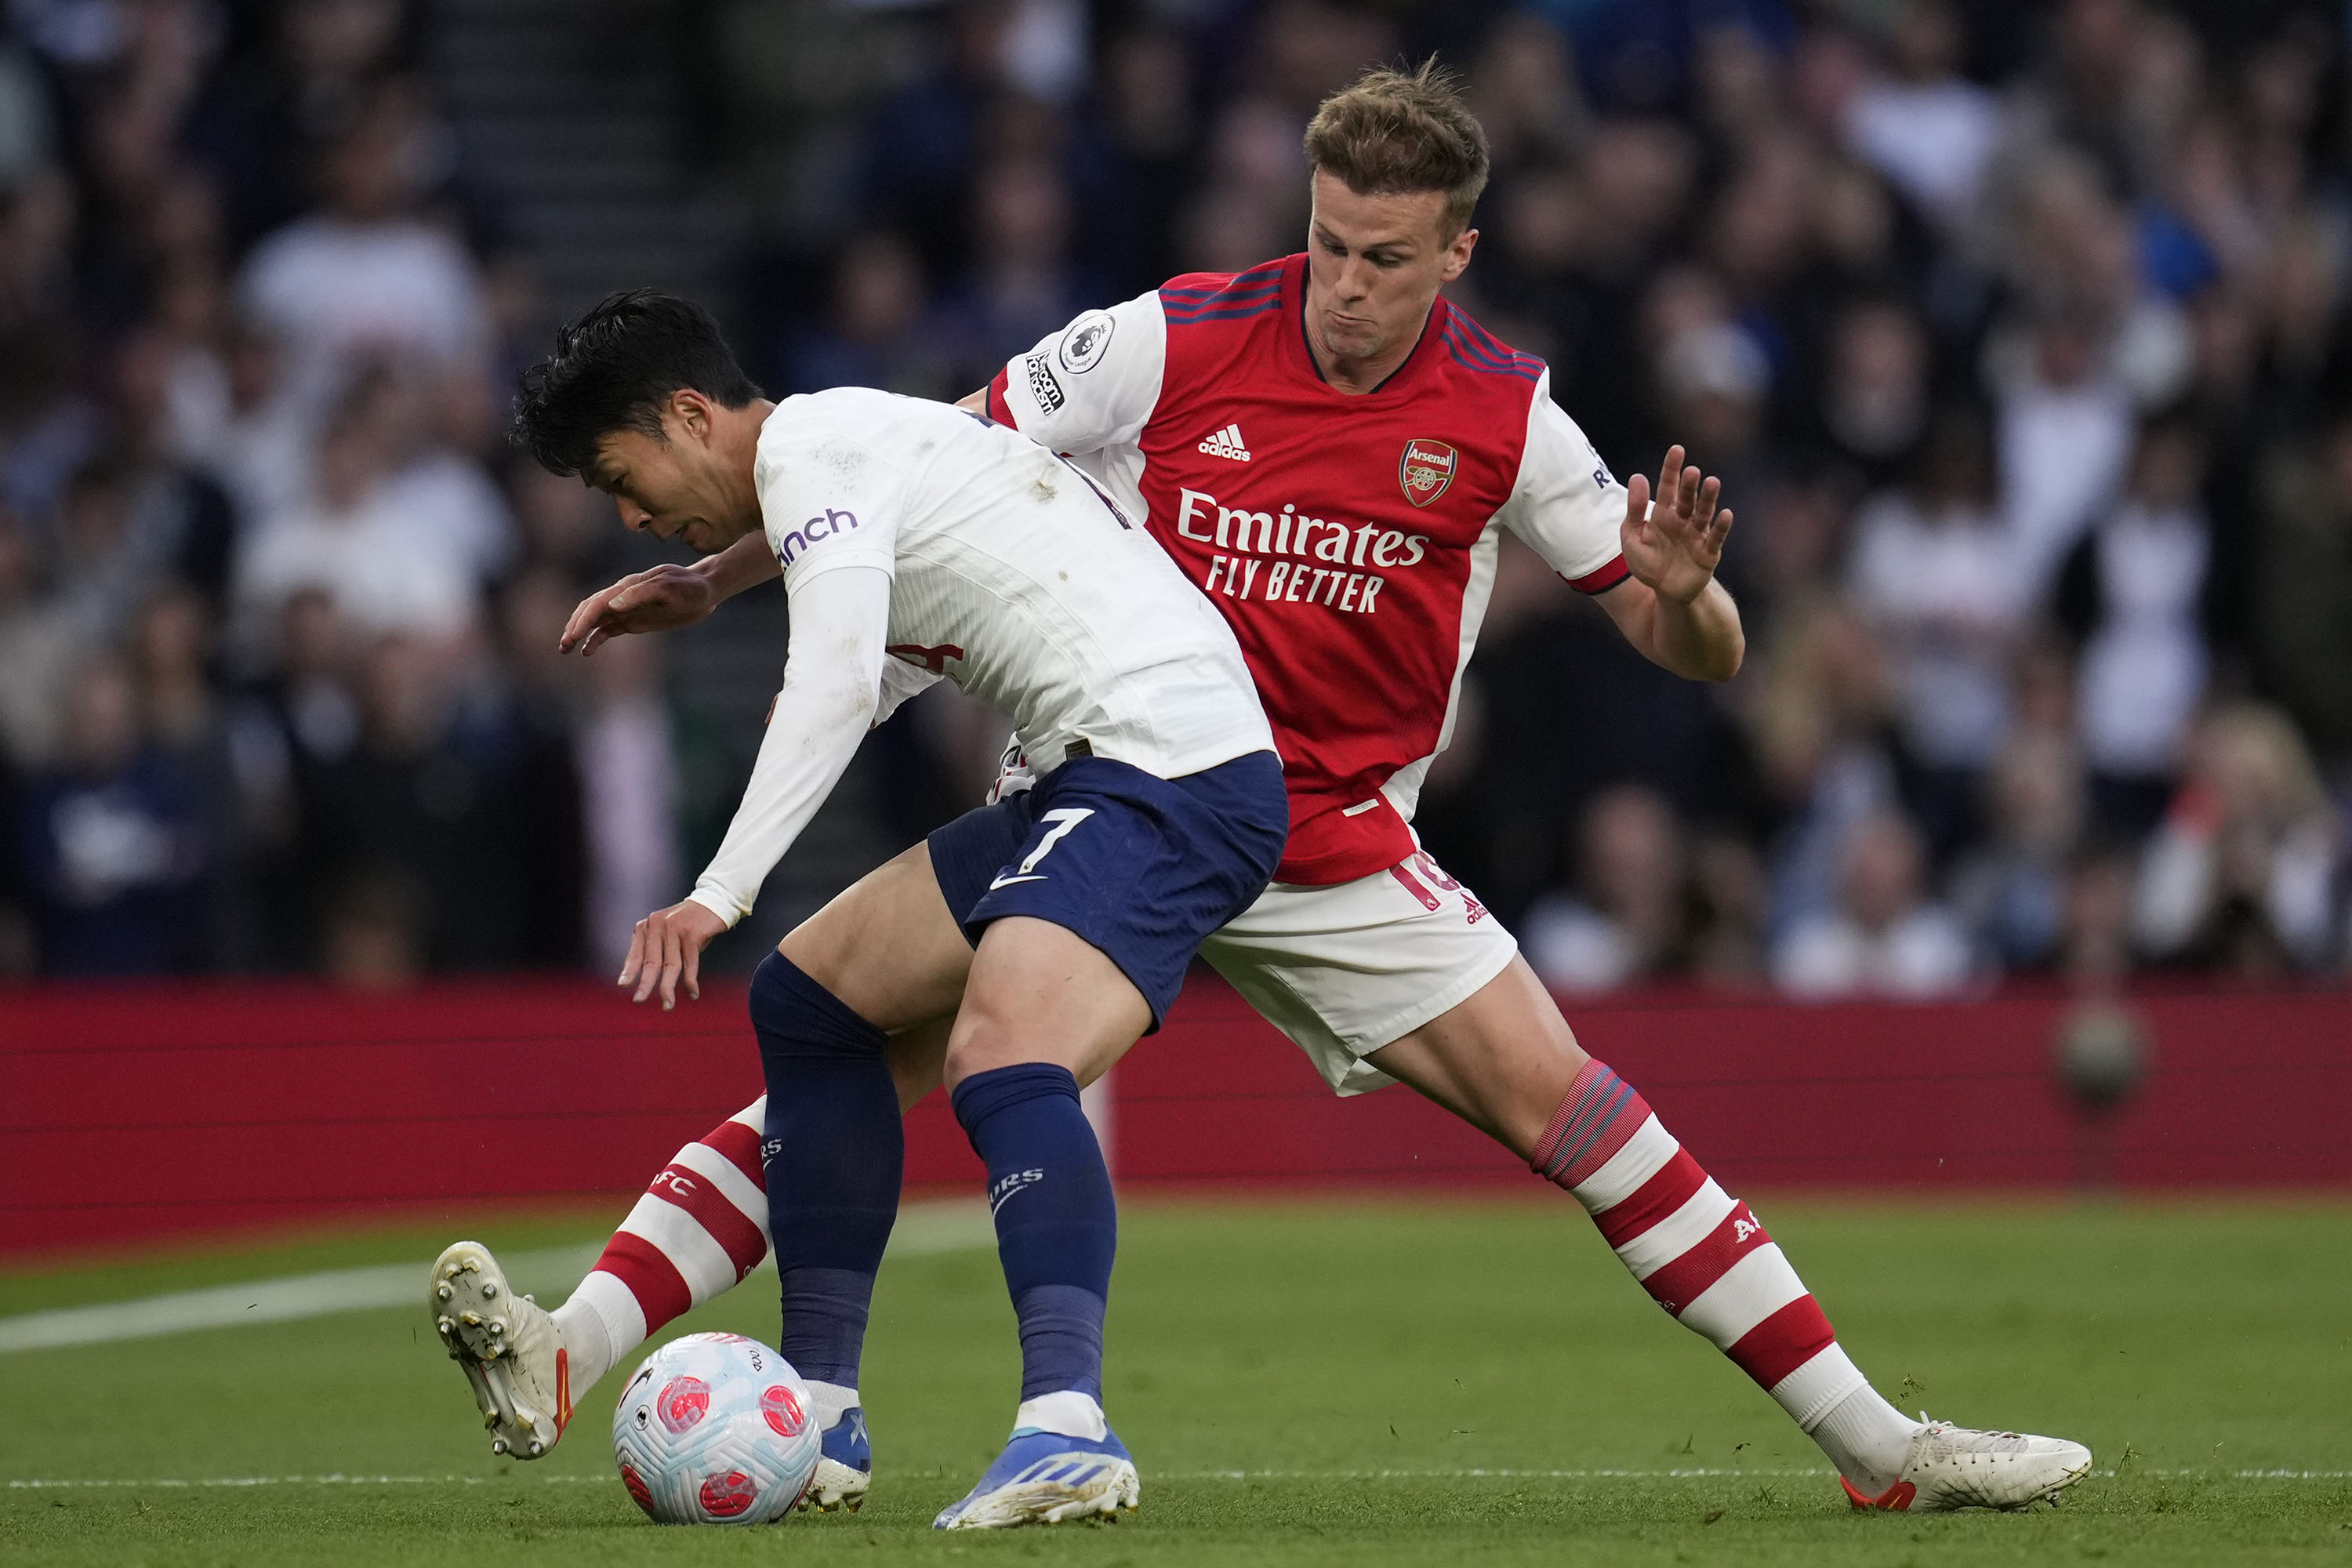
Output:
(758, 387), (1269, 775)
(688, 388), (1274, 925)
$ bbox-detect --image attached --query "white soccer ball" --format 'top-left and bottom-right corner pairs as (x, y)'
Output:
(612, 1331), (821, 1524)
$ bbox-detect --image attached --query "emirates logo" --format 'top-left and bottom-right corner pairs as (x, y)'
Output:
(1399, 438), (1457, 507)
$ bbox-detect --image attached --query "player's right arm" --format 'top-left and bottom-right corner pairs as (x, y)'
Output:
(559, 533), (780, 655)
(619, 422), (908, 1009)
(965, 290), (1167, 456)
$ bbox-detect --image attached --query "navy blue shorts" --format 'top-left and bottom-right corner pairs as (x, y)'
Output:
(927, 750), (1287, 1028)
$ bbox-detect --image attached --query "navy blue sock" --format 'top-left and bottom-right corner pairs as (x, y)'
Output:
(752, 949), (900, 1392)
(949, 1063), (1114, 1404)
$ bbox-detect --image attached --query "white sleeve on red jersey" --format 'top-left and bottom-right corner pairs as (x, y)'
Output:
(989, 290), (1167, 456)
(1496, 371), (1632, 593)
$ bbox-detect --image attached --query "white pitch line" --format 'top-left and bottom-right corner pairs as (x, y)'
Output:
(11, 1468), (2349, 1490)
(0, 1200), (993, 1356)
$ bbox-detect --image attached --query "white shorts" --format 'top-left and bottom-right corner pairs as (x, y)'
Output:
(1197, 849), (1519, 1097)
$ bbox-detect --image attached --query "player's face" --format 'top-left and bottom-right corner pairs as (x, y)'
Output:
(585, 398), (745, 554)
(1303, 172), (1478, 369)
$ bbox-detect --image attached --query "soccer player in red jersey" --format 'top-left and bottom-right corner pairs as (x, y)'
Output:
(494, 64), (2089, 1517)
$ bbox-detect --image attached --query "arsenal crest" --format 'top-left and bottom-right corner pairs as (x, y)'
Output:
(1399, 437), (1457, 507)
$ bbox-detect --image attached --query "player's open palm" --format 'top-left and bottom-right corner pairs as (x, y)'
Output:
(1620, 445), (1734, 606)
(560, 564), (720, 656)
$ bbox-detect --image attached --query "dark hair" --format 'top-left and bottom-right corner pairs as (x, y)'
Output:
(510, 289), (760, 477)
(1303, 60), (1490, 238)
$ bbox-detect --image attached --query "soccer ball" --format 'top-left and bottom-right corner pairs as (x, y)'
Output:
(611, 1332), (821, 1524)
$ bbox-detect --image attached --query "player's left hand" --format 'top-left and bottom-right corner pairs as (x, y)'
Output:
(619, 899), (729, 1011)
(1620, 445), (1734, 605)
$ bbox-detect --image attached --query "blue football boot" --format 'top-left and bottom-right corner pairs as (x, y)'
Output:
(797, 1405), (871, 1512)
(931, 1425), (1140, 1529)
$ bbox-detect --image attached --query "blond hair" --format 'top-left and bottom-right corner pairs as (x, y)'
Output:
(1304, 60), (1490, 238)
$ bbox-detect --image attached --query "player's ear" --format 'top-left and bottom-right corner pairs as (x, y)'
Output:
(668, 387), (713, 446)
(1441, 226), (1479, 283)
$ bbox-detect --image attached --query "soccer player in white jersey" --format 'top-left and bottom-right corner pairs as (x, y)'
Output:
(472, 69), (2091, 1518)
(432, 289), (1290, 1527)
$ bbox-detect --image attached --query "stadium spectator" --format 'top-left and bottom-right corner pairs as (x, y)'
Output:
(1845, 405), (2026, 858)
(1687, 831), (1770, 987)
(0, 320), (103, 522)
(1773, 808), (1976, 999)
(1751, 598), (1900, 942)
(11, 648), (209, 974)
(0, 501), (75, 765)
(2056, 411), (2214, 841)
(1951, 727), (2088, 972)
(2249, 410), (2352, 770)
(1811, 299), (1932, 491)
(237, 90), (488, 408)
(230, 368), (482, 648)
(1988, 301), (2140, 597)
(2133, 702), (2342, 975)
(295, 632), (527, 971)
(575, 630), (677, 976)
(1523, 785), (1690, 993)
(1840, 0), (2000, 235)
(319, 865), (426, 989)
(779, 232), (952, 400)
(165, 312), (312, 529)
(1083, 27), (1199, 297)
(2056, 837), (2140, 989)
(932, 154), (1099, 394)
(220, 586), (357, 968)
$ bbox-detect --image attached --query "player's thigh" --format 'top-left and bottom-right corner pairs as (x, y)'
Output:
(946, 915), (1153, 1089)
(942, 753), (1285, 1090)
(777, 839), (972, 1033)
(886, 1014), (953, 1111)
(1363, 953), (1590, 1159)
(1200, 849), (1520, 1097)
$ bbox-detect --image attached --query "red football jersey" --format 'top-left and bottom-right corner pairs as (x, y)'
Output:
(989, 253), (1629, 885)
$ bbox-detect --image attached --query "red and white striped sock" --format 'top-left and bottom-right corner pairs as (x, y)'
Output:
(1531, 1061), (1918, 1490)
(551, 1098), (775, 1391)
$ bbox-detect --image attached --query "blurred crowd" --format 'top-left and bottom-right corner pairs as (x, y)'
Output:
(2, 0), (2348, 996)
(0, 0), (684, 982)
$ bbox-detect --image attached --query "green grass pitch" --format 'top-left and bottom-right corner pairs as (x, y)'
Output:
(4, 1196), (2347, 1565)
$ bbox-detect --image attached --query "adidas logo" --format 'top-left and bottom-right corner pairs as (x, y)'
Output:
(1196, 423), (1251, 462)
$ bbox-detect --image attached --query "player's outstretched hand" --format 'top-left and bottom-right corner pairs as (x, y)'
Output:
(619, 898), (729, 1011)
(560, 564), (719, 656)
(1620, 445), (1734, 605)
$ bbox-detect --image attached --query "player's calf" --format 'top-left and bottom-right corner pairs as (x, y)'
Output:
(1527, 1058), (2094, 1502)
(546, 1099), (772, 1396)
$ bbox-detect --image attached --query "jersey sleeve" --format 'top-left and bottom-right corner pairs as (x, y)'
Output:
(754, 417), (906, 593)
(873, 656), (942, 725)
(686, 564), (891, 927)
(1495, 372), (1632, 593)
(985, 289), (1167, 456)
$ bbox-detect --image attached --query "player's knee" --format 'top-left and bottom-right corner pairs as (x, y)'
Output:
(940, 1012), (1018, 1089)
(750, 949), (888, 1061)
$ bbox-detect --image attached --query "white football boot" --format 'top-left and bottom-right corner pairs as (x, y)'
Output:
(429, 1241), (572, 1460)
(797, 1403), (872, 1512)
(1842, 1417), (2092, 1512)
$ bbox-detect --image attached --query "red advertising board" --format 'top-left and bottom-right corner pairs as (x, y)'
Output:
(3, 975), (2345, 1259)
